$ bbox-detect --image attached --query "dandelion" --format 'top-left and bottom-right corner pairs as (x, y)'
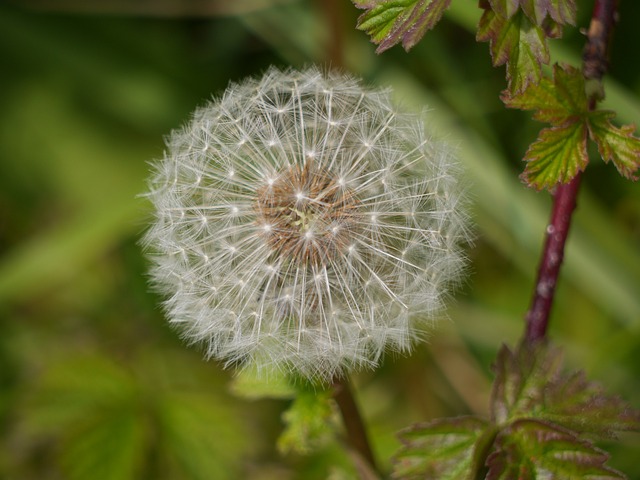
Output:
(143, 67), (469, 382)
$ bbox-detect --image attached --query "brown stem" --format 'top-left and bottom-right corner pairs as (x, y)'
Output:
(583, 0), (619, 84)
(332, 376), (379, 478)
(315, 0), (346, 69)
(524, 0), (619, 343)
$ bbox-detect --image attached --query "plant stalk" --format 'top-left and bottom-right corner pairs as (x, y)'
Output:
(524, 174), (582, 342)
(316, 0), (346, 69)
(332, 376), (379, 478)
(524, 0), (619, 343)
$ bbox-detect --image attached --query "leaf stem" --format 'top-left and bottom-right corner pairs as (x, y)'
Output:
(332, 376), (380, 478)
(524, 0), (619, 343)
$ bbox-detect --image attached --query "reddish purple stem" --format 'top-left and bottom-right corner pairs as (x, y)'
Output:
(525, 175), (582, 342)
(524, 0), (619, 343)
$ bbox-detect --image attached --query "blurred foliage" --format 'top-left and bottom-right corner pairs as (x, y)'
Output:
(0, 0), (638, 478)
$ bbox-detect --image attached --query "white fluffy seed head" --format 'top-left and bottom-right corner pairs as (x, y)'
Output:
(143, 66), (470, 382)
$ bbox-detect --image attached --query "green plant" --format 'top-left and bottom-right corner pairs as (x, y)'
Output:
(2, 1), (638, 479)
(346, 1), (640, 478)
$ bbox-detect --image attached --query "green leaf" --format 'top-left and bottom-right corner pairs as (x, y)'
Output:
(490, 343), (561, 425)
(542, 369), (640, 441)
(521, 122), (589, 189)
(488, 0), (576, 25)
(486, 0), (521, 20)
(21, 356), (144, 480)
(394, 343), (639, 478)
(392, 416), (491, 479)
(490, 343), (640, 440)
(545, 0), (576, 25)
(588, 111), (640, 180)
(354, 0), (451, 53)
(502, 63), (587, 123)
(477, 3), (550, 93)
(22, 356), (138, 434)
(486, 419), (626, 480)
(503, 64), (640, 188)
(21, 352), (251, 480)
(60, 407), (147, 480)
(277, 389), (338, 455)
(157, 391), (248, 480)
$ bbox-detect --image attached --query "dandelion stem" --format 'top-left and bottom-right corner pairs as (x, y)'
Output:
(315, 0), (346, 69)
(524, 0), (619, 343)
(332, 376), (379, 478)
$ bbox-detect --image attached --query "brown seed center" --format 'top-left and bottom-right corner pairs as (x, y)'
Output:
(254, 160), (359, 266)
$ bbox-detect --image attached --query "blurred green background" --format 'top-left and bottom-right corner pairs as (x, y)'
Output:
(1, 1), (639, 478)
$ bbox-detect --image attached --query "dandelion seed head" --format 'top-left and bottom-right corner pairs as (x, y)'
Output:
(143, 66), (470, 382)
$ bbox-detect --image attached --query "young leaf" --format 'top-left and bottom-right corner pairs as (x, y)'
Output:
(394, 342), (639, 477)
(490, 342), (563, 425)
(588, 111), (640, 180)
(503, 63), (587, 121)
(491, 342), (640, 441)
(542, 368), (640, 440)
(392, 416), (491, 479)
(488, 0), (577, 26)
(503, 63), (640, 188)
(277, 389), (338, 455)
(353, 0), (451, 53)
(477, 2), (551, 93)
(520, 121), (589, 188)
(540, 0), (576, 25)
(486, 419), (626, 480)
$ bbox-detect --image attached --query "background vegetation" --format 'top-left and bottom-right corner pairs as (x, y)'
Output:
(0, 1), (639, 478)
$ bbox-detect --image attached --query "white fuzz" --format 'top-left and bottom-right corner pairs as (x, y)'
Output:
(144, 67), (469, 382)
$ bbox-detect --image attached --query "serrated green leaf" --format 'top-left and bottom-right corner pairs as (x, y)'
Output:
(485, 438), (536, 480)
(490, 343), (562, 425)
(477, 6), (549, 93)
(354, 0), (451, 53)
(489, 0), (576, 25)
(392, 416), (490, 480)
(487, 419), (626, 480)
(517, 0), (546, 24)
(588, 111), (640, 180)
(504, 64), (640, 187)
(542, 369), (640, 441)
(277, 389), (337, 455)
(504, 64), (589, 189)
(521, 122), (589, 189)
(491, 343), (640, 440)
(402, 343), (639, 479)
(487, 0), (521, 20)
(545, 0), (576, 24)
(502, 64), (587, 123)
